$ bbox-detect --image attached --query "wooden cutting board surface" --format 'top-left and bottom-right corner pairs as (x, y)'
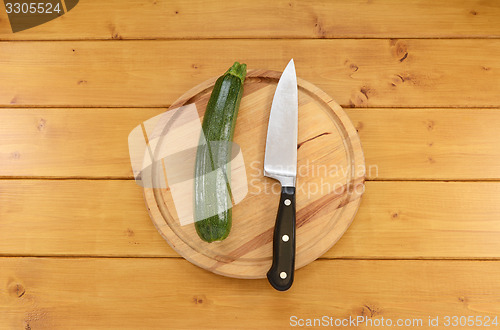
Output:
(144, 69), (365, 278)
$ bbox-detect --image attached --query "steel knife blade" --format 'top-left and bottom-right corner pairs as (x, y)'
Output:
(264, 59), (298, 291)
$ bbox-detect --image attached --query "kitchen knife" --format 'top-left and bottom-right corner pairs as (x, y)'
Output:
(264, 59), (298, 291)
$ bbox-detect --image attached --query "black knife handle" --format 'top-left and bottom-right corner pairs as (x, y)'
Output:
(267, 186), (296, 291)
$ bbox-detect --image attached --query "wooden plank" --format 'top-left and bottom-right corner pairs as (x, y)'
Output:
(0, 180), (173, 257)
(0, 108), (163, 178)
(2, 258), (500, 329)
(1, 0), (499, 40)
(2, 108), (500, 180)
(334, 181), (500, 259)
(1, 180), (500, 259)
(1, 40), (498, 107)
(349, 108), (500, 180)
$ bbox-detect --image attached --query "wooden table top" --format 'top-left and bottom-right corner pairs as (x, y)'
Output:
(1, 1), (499, 329)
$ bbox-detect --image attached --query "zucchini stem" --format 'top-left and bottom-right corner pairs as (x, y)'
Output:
(226, 62), (247, 84)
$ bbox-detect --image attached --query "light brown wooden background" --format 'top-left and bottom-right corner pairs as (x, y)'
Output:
(1, 1), (499, 329)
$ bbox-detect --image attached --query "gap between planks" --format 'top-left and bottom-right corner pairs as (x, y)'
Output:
(1, 255), (500, 261)
(1, 105), (500, 109)
(1, 37), (500, 42)
(2, 177), (500, 182)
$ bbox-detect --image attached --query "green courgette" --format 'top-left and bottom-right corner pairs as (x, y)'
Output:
(194, 62), (247, 242)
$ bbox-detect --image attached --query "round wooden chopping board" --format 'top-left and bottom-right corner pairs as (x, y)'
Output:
(143, 69), (365, 279)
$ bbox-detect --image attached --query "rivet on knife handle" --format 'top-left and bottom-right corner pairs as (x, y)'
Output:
(267, 186), (296, 291)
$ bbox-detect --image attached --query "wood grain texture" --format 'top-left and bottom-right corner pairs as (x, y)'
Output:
(1, 40), (498, 107)
(0, 108), (162, 178)
(0, 180), (172, 257)
(2, 180), (500, 259)
(0, 0), (498, 326)
(350, 108), (500, 180)
(2, 258), (500, 329)
(1, 0), (499, 40)
(334, 181), (500, 259)
(144, 70), (364, 278)
(2, 108), (500, 180)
